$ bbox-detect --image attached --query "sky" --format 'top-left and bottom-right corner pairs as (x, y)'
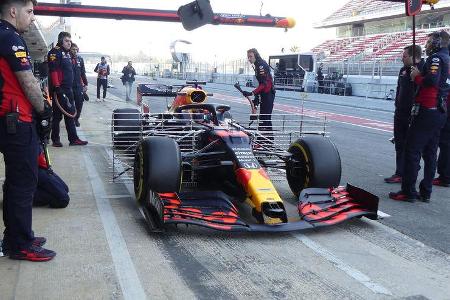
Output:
(37, 0), (349, 62)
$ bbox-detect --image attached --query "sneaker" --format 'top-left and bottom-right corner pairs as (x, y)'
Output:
(1, 236), (47, 255)
(96, 98), (100, 102)
(389, 191), (418, 203)
(69, 139), (88, 146)
(384, 174), (402, 183)
(52, 141), (63, 147)
(9, 245), (56, 262)
(102, 98), (106, 102)
(420, 194), (431, 203)
(75, 119), (80, 127)
(432, 177), (450, 187)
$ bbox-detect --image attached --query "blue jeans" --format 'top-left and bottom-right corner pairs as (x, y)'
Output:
(125, 81), (133, 101)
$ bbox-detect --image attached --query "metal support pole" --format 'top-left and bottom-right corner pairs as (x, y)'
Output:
(412, 15), (416, 62)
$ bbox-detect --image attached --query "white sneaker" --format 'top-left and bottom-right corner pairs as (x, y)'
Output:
(96, 98), (100, 102)
(102, 98), (106, 102)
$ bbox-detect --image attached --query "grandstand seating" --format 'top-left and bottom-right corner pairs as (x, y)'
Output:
(312, 28), (450, 64)
(323, 0), (421, 23)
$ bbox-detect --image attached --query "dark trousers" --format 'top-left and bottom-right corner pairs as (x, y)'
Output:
(318, 80), (324, 93)
(51, 88), (79, 143)
(73, 87), (84, 121)
(437, 118), (450, 182)
(393, 113), (410, 176)
(258, 91), (274, 133)
(402, 109), (447, 197)
(97, 78), (107, 99)
(34, 168), (69, 208)
(0, 120), (39, 251)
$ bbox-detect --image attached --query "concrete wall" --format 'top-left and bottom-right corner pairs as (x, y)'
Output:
(346, 75), (397, 99)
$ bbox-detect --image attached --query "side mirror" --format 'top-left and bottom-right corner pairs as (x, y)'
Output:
(177, 0), (214, 31)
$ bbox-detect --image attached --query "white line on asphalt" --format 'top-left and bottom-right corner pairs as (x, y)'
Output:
(79, 132), (147, 300)
(377, 210), (391, 218)
(293, 233), (393, 296)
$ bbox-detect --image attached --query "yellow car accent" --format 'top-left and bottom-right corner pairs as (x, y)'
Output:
(290, 142), (310, 187)
(236, 168), (283, 223)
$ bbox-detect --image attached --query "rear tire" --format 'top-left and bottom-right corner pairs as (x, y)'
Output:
(112, 108), (141, 153)
(286, 136), (341, 197)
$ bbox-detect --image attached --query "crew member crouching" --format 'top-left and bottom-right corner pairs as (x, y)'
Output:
(34, 151), (70, 208)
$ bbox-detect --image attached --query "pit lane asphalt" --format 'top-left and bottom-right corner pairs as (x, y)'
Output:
(1, 74), (449, 299)
(93, 74), (450, 298)
(107, 74), (449, 255)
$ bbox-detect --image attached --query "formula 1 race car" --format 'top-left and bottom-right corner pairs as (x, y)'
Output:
(111, 81), (379, 232)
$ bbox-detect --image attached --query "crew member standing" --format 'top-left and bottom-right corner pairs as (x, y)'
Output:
(241, 48), (275, 139)
(433, 70), (450, 187)
(390, 31), (450, 202)
(70, 43), (87, 127)
(48, 32), (87, 147)
(94, 56), (110, 102)
(0, 0), (55, 261)
(385, 45), (423, 184)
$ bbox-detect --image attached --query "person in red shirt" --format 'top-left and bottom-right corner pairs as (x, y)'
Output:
(0, 0), (55, 261)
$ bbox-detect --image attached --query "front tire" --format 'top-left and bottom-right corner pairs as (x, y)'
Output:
(134, 137), (182, 231)
(286, 136), (341, 197)
(133, 137), (182, 203)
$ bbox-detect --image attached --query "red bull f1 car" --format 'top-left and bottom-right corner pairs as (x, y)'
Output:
(111, 81), (379, 232)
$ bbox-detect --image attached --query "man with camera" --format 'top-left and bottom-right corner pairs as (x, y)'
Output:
(389, 31), (449, 203)
(0, 0), (55, 261)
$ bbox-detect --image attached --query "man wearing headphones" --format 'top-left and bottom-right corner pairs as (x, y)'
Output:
(242, 48), (275, 139)
(390, 31), (449, 202)
(48, 31), (87, 146)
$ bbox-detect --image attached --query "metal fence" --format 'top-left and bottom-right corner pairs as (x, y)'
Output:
(112, 58), (402, 99)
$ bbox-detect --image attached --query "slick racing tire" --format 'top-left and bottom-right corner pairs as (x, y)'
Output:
(286, 136), (341, 197)
(112, 108), (141, 152)
(133, 136), (182, 204)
